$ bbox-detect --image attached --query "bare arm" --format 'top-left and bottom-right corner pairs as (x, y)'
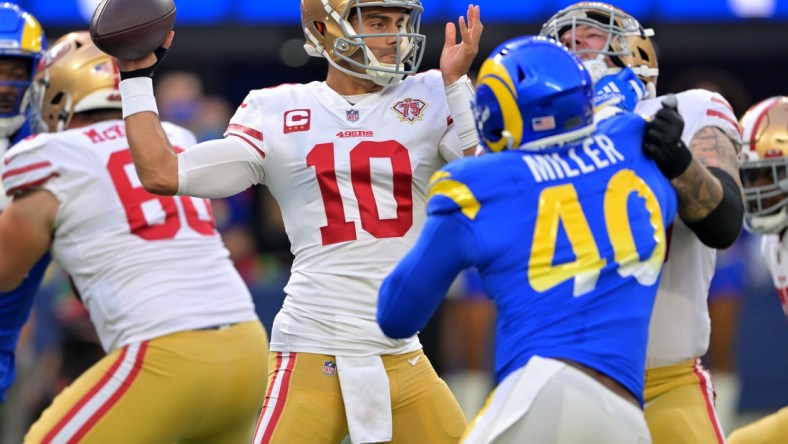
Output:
(124, 110), (179, 195)
(671, 126), (741, 223)
(0, 190), (56, 291)
(115, 32), (179, 196)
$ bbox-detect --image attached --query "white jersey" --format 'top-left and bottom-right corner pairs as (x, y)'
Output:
(760, 234), (788, 316)
(223, 71), (463, 356)
(635, 89), (742, 367)
(0, 138), (12, 211)
(2, 120), (258, 352)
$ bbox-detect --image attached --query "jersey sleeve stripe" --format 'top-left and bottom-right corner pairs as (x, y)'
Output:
(1, 161), (52, 180)
(5, 173), (60, 196)
(705, 109), (742, 136)
(226, 124), (263, 141)
(710, 96), (735, 114)
(226, 134), (266, 159)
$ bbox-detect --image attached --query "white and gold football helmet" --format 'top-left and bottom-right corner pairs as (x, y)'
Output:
(301, 0), (426, 86)
(739, 96), (788, 234)
(540, 2), (659, 98)
(31, 31), (121, 133)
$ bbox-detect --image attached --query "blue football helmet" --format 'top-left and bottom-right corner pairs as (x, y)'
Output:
(0, 3), (46, 137)
(473, 35), (595, 153)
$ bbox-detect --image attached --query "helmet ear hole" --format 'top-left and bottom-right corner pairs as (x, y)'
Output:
(637, 47), (651, 62)
(50, 92), (64, 106)
(313, 21), (326, 36)
(516, 65), (526, 83)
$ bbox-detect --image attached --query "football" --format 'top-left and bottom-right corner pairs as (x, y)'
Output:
(89, 0), (176, 60)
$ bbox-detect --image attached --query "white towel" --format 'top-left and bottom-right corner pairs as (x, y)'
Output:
(336, 355), (392, 443)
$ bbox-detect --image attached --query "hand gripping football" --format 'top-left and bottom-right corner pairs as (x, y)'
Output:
(89, 0), (176, 60)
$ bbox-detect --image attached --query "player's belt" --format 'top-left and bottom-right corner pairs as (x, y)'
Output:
(195, 323), (237, 331)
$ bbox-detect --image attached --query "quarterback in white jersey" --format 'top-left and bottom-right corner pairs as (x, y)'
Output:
(227, 70), (461, 357)
(0, 33), (267, 444)
(114, 2), (482, 443)
(541, 3), (744, 443)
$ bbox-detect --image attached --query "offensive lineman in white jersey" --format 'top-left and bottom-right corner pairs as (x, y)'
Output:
(541, 3), (744, 443)
(729, 96), (788, 444)
(111, 1), (482, 443)
(0, 33), (267, 443)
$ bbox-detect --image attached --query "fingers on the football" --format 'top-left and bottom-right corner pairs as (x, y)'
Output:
(153, 45), (168, 61)
(163, 31), (174, 48)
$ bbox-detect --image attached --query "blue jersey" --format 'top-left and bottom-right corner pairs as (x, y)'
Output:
(378, 112), (677, 404)
(0, 128), (52, 402)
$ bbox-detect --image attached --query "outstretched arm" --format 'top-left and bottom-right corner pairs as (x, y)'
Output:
(114, 32), (179, 195)
(377, 214), (473, 338)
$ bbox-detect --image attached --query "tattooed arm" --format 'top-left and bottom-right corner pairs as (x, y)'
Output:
(671, 126), (742, 222)
(666, 125), (744, 248)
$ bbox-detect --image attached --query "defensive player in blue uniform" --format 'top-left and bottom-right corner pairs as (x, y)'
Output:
(0, 3), (50, 403)
(377, 36), (681, 443)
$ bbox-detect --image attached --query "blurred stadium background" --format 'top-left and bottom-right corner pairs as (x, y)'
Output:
(1, 0), (786, 442)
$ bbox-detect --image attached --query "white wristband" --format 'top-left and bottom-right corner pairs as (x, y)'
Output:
(445, 75), (479, 151)
(120, 77), (159, 119)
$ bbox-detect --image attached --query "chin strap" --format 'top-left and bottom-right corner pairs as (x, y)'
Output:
(583, 58), (611, 84)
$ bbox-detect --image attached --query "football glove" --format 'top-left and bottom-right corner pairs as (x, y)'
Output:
(120, 45), (169, 80)
(643, 95), (693, 179)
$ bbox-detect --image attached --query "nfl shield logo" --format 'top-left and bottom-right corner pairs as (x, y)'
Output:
(346, 109), (359, 121)
(322, 360), (337, 377)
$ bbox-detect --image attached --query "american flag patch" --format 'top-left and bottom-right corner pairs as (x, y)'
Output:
(532, 116), (556, 131)
(322, 360), (337, 377)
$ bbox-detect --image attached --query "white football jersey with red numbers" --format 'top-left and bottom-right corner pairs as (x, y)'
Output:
(760, 234), (788, 317)
(635, 89), (742, 367)
(2, 120), (258, 352)
(225, 70), (463, 356)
